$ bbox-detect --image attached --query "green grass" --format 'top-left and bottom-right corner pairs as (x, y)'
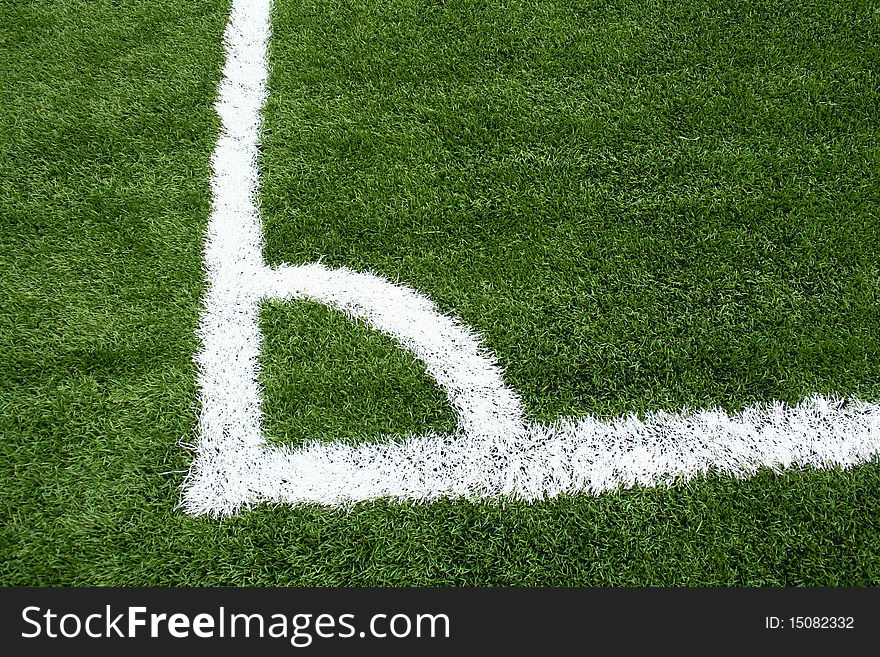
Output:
(2, 0), (880, 586)
(261, 0), (880, 421)
(260, 300), (455, 446)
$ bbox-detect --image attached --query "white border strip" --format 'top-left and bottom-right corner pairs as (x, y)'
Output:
(182, 0), (880, 516)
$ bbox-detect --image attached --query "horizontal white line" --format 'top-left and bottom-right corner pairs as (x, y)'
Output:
(183, 395), (880, 514)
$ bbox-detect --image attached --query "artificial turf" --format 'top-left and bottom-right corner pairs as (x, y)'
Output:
(2, 0), (879, 586)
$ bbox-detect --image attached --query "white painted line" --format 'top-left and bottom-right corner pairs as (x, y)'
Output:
(182, 0), (880, 516)
(267, 263), (527, 438)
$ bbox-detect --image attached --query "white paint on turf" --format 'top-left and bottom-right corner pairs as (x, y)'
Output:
(182, 0), (880, 516)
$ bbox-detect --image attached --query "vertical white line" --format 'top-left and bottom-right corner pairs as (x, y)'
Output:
(185, 0), (274, 515)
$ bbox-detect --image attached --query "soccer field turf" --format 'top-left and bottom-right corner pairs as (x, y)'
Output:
(2, 0), (879, 584)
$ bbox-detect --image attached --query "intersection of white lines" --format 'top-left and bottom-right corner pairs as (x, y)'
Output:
(182, 0), (880, 516)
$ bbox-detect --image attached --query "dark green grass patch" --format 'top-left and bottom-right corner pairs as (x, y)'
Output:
(259, 300), (455, 447)
(2, 0), (879, 586)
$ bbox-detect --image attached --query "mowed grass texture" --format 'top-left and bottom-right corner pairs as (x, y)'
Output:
(2, 0), (879, 586)
(261, 0), (880, 425)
